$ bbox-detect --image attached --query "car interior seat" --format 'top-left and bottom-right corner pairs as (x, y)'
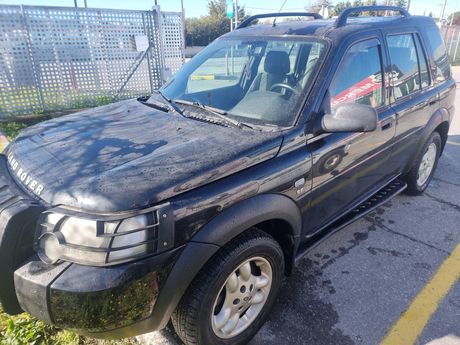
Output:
(248, 50), (293, 93)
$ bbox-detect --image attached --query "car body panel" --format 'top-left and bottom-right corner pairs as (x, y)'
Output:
(5, 100), (283, 212)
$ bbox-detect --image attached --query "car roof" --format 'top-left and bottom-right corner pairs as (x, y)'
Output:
(224, 15), (437, 42)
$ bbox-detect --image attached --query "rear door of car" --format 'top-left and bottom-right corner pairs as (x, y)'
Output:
(382, 29), (440, 171)
(303, 32), (397, 236)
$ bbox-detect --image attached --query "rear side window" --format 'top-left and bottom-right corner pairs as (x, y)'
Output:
(330, 39), (384, 110)
(387, 34), (421, 99)
(423, 26), (451, 83)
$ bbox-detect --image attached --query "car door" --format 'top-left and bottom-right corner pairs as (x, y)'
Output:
(383, 30), (439, 172)
(303, 35), (397, 236)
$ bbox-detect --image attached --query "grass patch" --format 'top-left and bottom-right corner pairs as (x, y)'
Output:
(1, 307), (140, 344)
(0, 88), (117, 118)
(0, 122), (28, 141)
(0, 306), (140, 344)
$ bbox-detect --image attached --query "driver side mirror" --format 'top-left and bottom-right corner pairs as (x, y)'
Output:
(321, 103), (378, 133)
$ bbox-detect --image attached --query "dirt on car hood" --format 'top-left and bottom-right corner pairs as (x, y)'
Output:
(5, 100), (283, 212)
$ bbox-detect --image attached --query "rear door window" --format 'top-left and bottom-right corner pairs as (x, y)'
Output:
(423, 26), (451, 83)
(330, 39), (384, 110)
(387, 34), (421, 99)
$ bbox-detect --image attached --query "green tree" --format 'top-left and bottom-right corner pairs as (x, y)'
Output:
(332, 0), (377, 17)
(394, 0), (408, 9)
(185, 0), (247, 46)
(333, 1), (352, 16)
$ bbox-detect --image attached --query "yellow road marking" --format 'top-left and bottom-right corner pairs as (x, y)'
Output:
(380, 243), (460, 345)
(447, 140), (460, 147)
(190, 75), (215, 80)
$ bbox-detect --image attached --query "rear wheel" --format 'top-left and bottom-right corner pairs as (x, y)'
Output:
(171, 229), (284, 345)
(404, 131), (442, 195)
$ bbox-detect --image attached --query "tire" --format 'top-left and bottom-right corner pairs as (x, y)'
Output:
(403, 131), (442, 195)
(171, 229), (284, 345)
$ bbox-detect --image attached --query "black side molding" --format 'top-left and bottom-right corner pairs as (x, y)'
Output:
(296, 178), (407, 262)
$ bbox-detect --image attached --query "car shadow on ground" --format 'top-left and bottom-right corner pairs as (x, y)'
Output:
(154, 258), (356, 345)
(251, 258), (356, 345)
(150, 251), (358, 345)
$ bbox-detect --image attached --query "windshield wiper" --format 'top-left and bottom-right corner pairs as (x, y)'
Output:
(154, 90), (185, 116)
(174, 99), (253, 129)
(138, 98), (170, 112)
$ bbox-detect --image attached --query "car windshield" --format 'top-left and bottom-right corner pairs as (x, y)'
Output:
(155, 37), (326, 127)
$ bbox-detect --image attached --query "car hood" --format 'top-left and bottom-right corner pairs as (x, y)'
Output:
(5, 100), (283, 212)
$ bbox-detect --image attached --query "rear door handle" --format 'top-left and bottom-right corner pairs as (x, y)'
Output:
(429, 100), (436, 106)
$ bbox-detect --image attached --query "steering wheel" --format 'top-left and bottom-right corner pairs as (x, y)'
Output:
(269, 83), (299, 95)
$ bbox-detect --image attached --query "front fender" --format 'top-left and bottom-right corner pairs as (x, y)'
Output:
(150, 193), (302, 330)
(192, 193), (302, 246)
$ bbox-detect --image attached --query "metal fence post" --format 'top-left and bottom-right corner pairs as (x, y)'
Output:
(20, 5), (46, 113)
(143, 11), (155, 94)
(152, 5), (166, 85)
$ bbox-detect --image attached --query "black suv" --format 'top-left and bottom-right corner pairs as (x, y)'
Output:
(0, 6), (455, 345)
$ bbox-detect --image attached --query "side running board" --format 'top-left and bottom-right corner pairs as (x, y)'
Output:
(296, 178), (407, 262)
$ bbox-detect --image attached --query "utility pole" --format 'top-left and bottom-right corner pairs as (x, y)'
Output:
(407, 0), (411, 11)
(74, 0), (78, 7)
(181, 0), (186, 52)
(226, 0), (234, 31)
(440, 0), (448, 22)
(234, 0), (238, 28)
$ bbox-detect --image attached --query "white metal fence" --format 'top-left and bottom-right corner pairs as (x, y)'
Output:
(441, 25), (460, 66)
(0, 5), (184, 118)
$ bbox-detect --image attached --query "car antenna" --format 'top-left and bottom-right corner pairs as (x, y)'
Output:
(272, 0), (288, 27)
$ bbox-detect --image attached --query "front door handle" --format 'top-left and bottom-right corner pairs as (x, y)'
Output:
(382, 122), (392, 131)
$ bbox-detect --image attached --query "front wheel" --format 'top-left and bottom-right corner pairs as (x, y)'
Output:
(171, 230), (284, 345)
(404, 131), (442, 195)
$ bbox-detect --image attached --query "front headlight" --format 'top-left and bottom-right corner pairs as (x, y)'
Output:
(35, 206), (172, 266)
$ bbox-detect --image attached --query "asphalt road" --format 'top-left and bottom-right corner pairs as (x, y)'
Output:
(138, 68), (460, 345)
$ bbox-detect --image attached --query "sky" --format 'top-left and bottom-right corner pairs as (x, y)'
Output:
(0, 0), (457, 19)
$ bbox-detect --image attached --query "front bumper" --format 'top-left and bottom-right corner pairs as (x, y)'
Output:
(0, 155), (44, 313)
(14, 249), (181, 337)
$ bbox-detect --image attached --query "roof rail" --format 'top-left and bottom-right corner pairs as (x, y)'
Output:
(334, 6), (410, 28)
(237, 12), (323, 29)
